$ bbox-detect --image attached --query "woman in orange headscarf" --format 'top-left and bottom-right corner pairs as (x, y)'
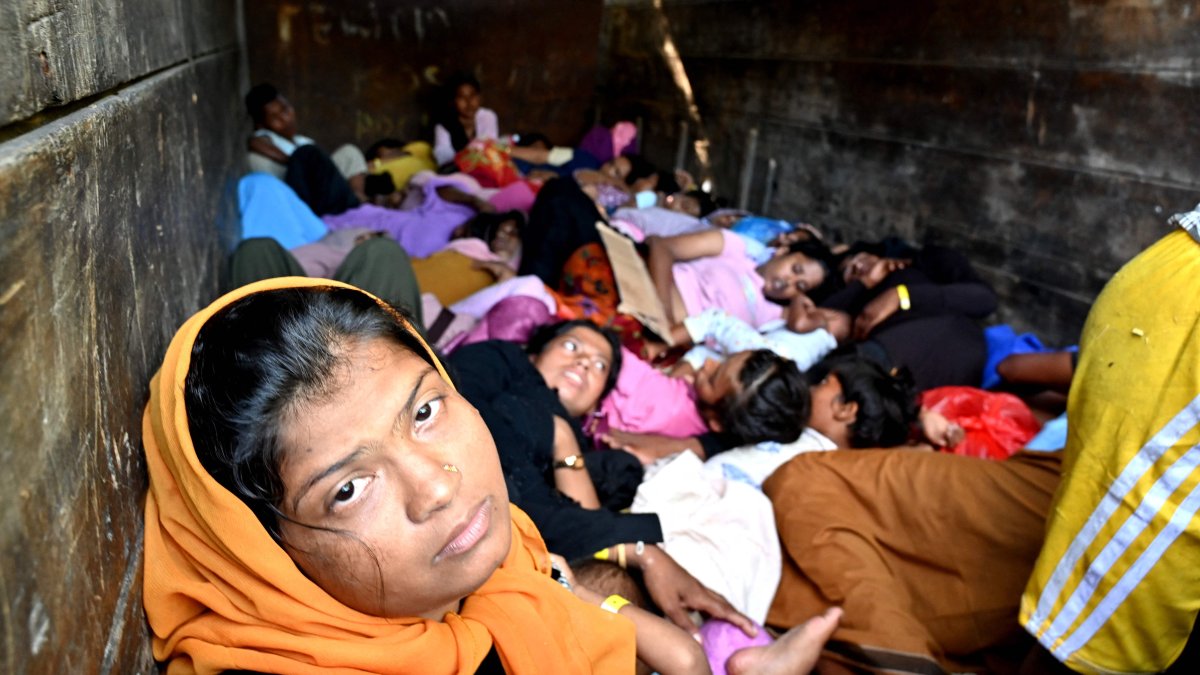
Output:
(141, 277), (642, 674)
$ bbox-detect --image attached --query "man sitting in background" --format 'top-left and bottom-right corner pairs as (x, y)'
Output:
(243, 83), (367, 213)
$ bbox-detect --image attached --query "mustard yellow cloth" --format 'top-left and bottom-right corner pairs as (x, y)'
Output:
(1021, 229), (1200, 673)
(142, 277), (635, 674)
(372, 142), (436, 190)
(412, 250), (497, 307)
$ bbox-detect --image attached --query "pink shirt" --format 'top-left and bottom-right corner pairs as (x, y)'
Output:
(672, 230), (782, 328)
(600, 348), (708, 438)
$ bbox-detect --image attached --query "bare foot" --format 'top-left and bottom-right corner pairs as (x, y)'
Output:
(725, 607), (842, 675)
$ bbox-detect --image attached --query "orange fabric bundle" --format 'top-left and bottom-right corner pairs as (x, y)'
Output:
(142, 277), (635, 674)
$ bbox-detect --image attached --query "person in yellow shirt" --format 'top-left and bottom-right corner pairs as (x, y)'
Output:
(1021, 207), (1200, 673)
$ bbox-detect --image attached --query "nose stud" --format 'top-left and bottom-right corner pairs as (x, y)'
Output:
(442, 463), (459, 474)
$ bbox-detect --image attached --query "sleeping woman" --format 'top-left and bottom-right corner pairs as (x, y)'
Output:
(647, 228), (834, 327)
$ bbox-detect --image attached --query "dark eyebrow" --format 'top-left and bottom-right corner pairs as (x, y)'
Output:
(293, 447), (366, 514)
(397, 369), (433, 429)
(291, 368), (435, 512)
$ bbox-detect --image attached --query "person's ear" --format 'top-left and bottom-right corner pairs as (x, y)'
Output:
(833, 399), (858, 424)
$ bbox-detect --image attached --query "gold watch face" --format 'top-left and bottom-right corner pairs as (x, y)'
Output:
(558, 454), (585, 469)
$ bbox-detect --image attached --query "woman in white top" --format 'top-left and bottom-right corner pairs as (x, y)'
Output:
(433, 73), (500, 166)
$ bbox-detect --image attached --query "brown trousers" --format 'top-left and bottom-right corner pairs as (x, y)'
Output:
(764, 450), (1062, 674)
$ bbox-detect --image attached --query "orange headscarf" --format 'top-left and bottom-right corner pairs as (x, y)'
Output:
(142, 277), (635, 674)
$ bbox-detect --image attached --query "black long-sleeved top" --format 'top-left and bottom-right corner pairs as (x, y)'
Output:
(447, 340), (663, 560)
(821, 245), (997, 391)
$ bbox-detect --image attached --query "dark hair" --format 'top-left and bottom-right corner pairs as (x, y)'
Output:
(183, 287), (431, 539)
(514, 132), (552, 149)
(714, 349), (809, 446)
(363, 172), (397, 198)
(525, 320), (623, 403)
(622, 154), (657, 187)
(460, 210), (526, 246)
(685, 189), (716, 217)
(787, 238), (838, 302)
(438, 72), (483, 153)
(570, 559), (646, 607)
(364, 137), (407, 161)
(655, 170), (681, 195)
(245, 83), (280, 125)
(819, 355), (918, 448)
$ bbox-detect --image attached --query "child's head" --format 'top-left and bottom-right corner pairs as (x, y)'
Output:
(570, 559), (646, 607)
(807, 354), (917, 448)
(784, 295), (851, 343)
(184, 286), (512, 620)
(694, 349), (810, 446)
(455, 210), (526, 260)
(365, 137), (409, 162)
(526, 320), (622, 417)
(666, 189), (716, 218)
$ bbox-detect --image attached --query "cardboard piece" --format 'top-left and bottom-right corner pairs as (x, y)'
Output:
(595, 221), (675, 345)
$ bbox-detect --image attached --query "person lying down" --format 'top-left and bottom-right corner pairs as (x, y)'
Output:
(141, 277), (842, 674)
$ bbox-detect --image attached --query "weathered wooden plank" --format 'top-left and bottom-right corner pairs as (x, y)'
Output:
(243, 0), (605, 149)
(0, 51), (243, 674)
(0, 0), (196, 126)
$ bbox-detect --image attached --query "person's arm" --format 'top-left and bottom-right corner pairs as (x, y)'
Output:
(247, 135), (289, 164)
(436, 184), (494, 213)
(475, 108), (499, 141)
(573, 585), (710, 675)
(552, 415), (600, 509)
(906, 246), (997, 318)
(647, 230), (726, 323)
(684, 309), (772, 355)
(602, 429), (704, 463)
(433, 124), (454, 166)
(574, 167), (630, 190)
(603, 429), (735, 463)
(818, 279), (869, 313)
(554, 556), (710, 675)
(995, 351), (1075, 393)
(590, 542), (757, 640)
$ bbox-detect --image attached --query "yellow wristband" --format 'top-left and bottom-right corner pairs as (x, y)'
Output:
(593, 547), (610, 561)
(601, 594), (631, 614)
(896, 284), (911, 311)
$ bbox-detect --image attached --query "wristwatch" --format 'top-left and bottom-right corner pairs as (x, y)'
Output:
(553, 454), (586, 470)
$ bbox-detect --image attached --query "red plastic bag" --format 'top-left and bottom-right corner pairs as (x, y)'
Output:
(920, 386), (1041, 460)
(454, 139), (520, 188)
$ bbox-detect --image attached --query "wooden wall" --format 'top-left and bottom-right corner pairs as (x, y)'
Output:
(600, 0), (1200, 344)
(0, 1), (244, 671)
(243, 0), (606, 151)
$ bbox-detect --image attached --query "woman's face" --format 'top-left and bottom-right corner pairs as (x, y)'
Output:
(602, 156), (632, 183)
(760, 250), (827, 301)
(840, 252), (881, 285)
(693, 350), (752, 407)
(489, 218), (522, 259)
(532, 326), (614, 417)
(454, 83), (482, 120)
(275, 338), (511, 620)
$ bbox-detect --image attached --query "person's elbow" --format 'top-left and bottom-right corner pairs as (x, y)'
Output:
(667, 638), (710, 675)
